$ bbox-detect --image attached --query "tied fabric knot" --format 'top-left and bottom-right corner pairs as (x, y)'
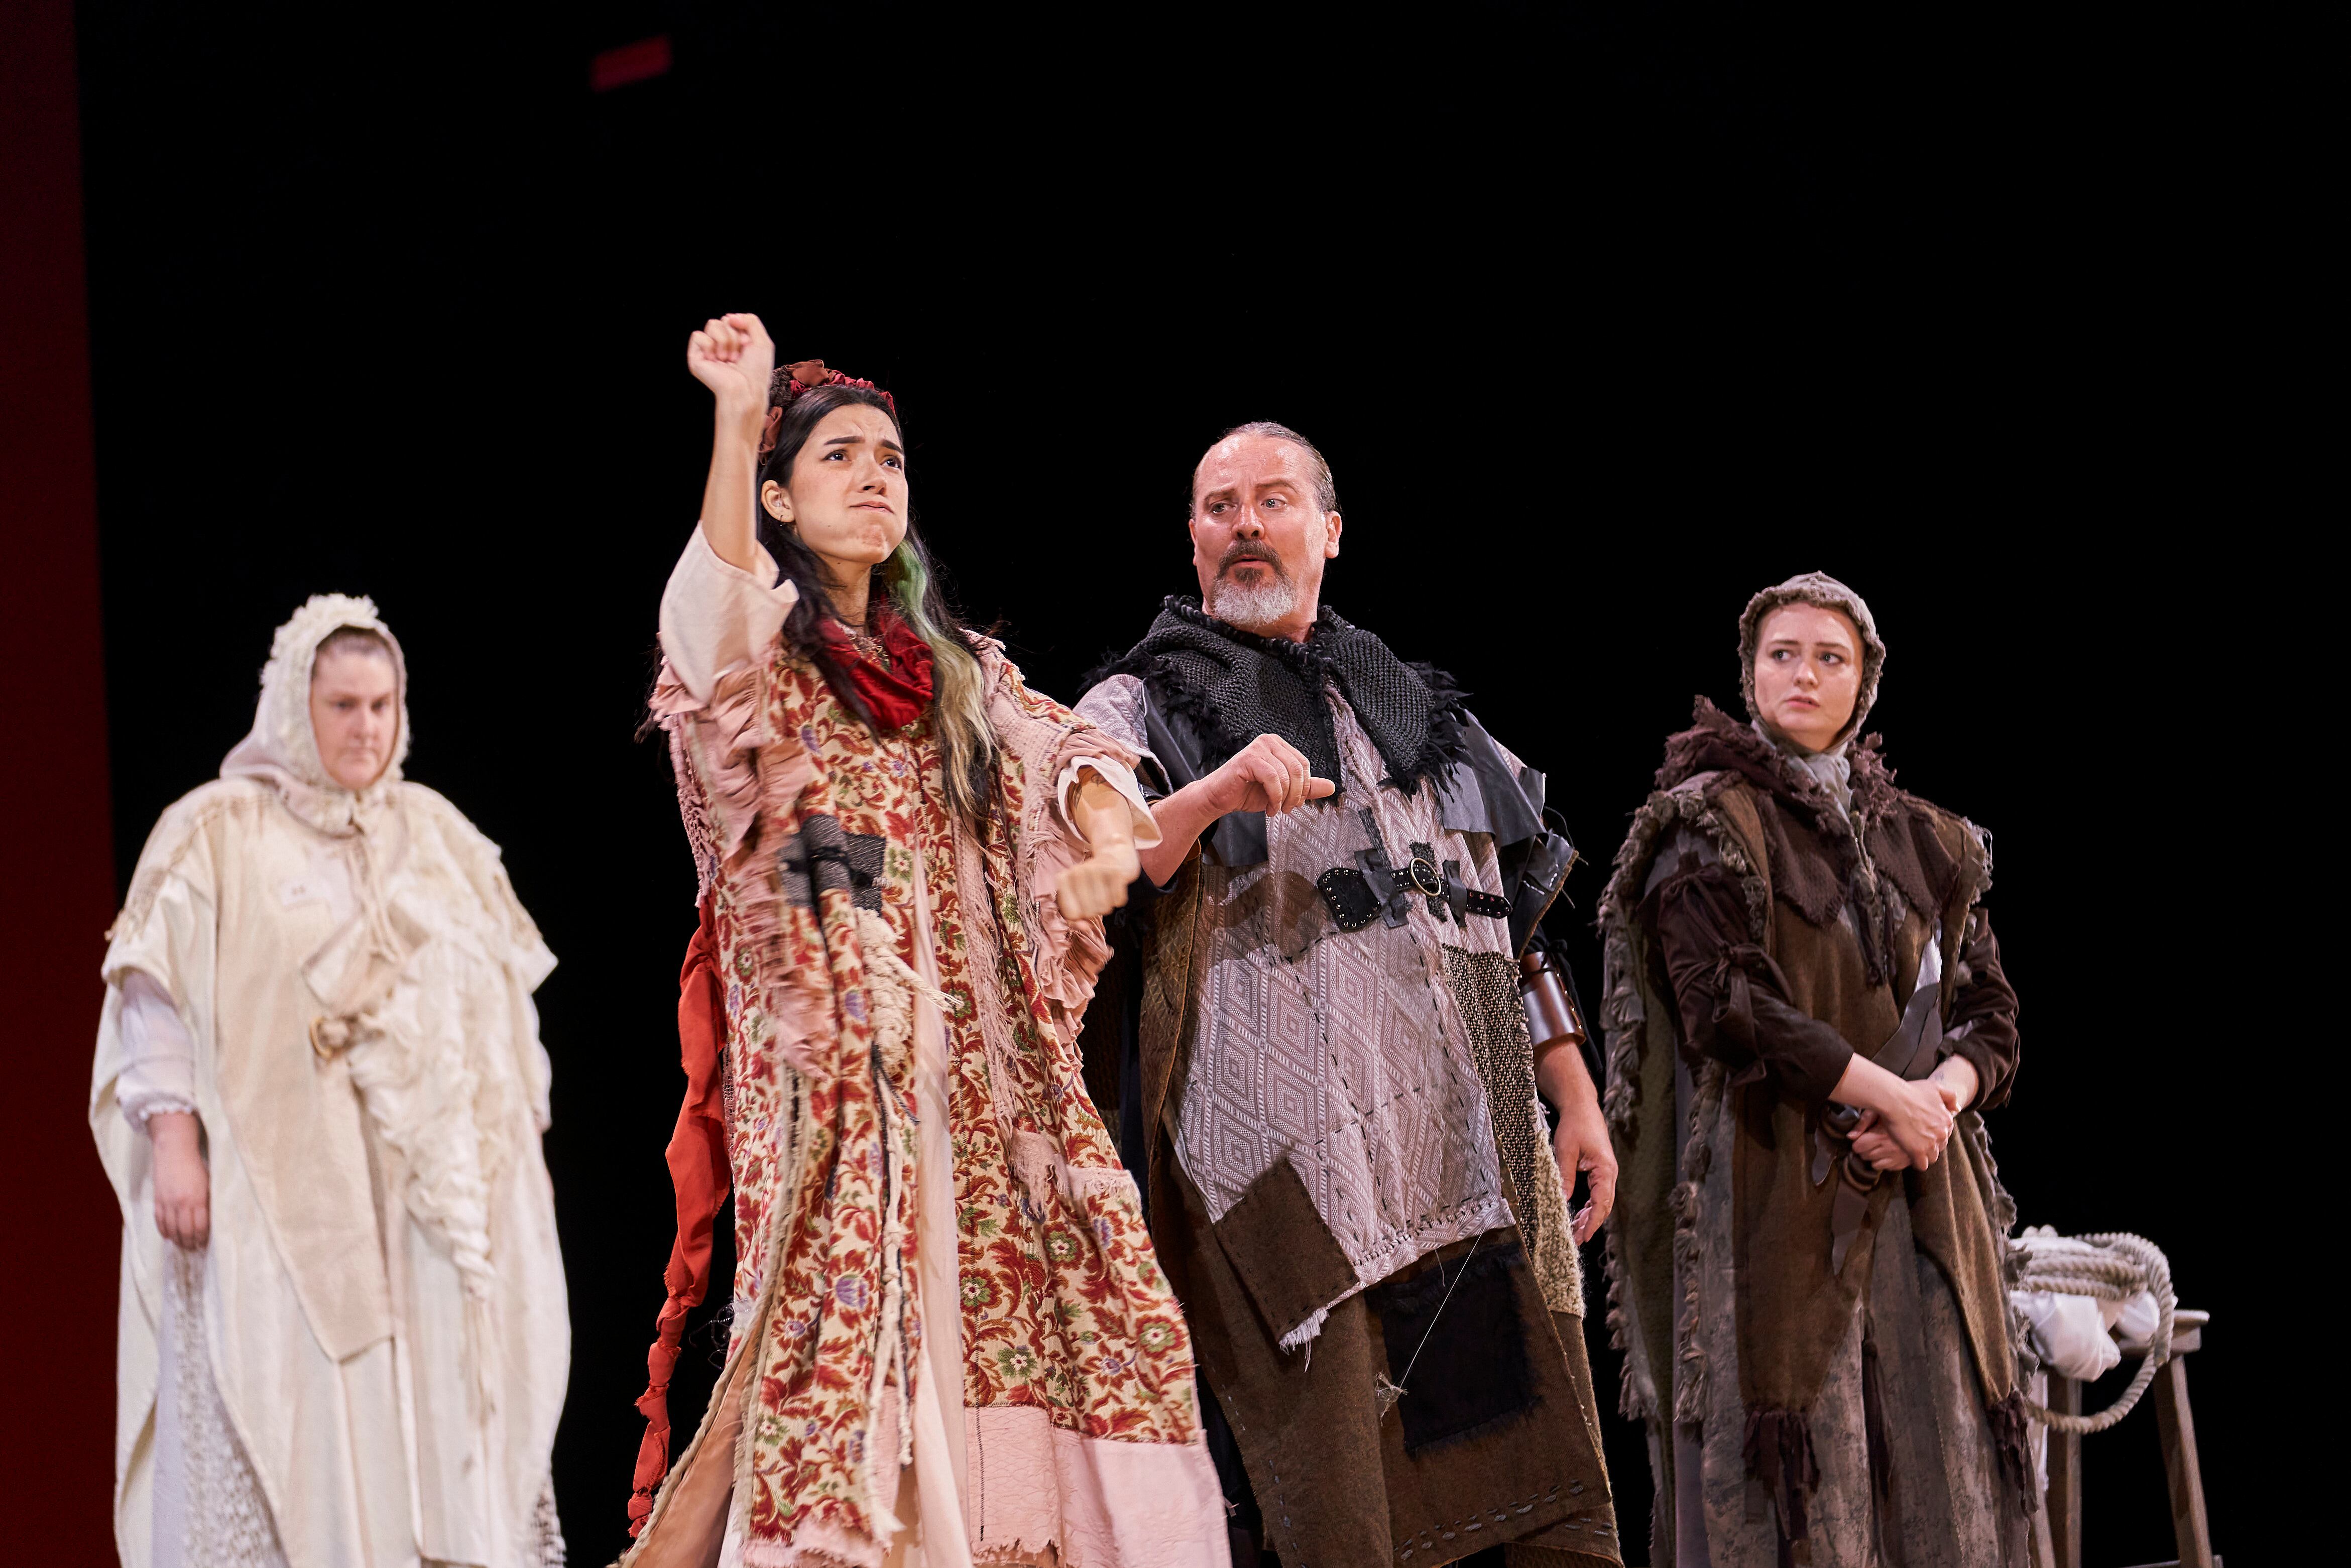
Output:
(309, 1006), (383, 1058)
(1707, 941), (1787, 1051)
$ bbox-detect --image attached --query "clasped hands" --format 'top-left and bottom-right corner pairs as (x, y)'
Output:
(1837, 1052), (1980, 1172)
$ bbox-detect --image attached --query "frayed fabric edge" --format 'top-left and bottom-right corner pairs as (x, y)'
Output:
(964, 1407), (1232, 1568)
(1988, 1387), (2039, 1516)
(1276, 1305), (1329, 1355)
(1669, 1060), (1723, 1429)
(1741, 1406), (1819, 1549)
(1011, 1128), (1141, 1215)
(738, 1518), (886, 1567)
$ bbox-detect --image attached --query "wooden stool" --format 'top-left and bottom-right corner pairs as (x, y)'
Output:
(2042, 1308), (2215, 1568)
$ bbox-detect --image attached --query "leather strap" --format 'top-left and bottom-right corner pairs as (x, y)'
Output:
(1321, 809), (1510, 932)
(1828, 1158), (1877, 1277)
(1506, 823), (1576, 958)
(1315, 867), (1384, 932)
(1460, 888), (1512, 921)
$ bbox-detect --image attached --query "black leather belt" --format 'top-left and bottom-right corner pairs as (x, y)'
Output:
(1316, 809), (1511, 932)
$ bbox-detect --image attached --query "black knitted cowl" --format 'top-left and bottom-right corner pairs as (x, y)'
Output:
(1098, 597), (1466, 791)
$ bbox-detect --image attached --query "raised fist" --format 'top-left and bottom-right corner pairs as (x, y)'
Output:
(686, 313), (775, 429)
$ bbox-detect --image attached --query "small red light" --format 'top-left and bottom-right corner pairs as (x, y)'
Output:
(591, 36), (672, 92)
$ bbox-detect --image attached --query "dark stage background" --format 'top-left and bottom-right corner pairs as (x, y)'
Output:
(8, 4), (2273, 1563)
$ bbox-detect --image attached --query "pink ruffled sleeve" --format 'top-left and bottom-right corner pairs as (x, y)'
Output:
(979, 650), (1160, 1037)
(651, 527), (812, 897)
(1030, 752), (1158, 1031)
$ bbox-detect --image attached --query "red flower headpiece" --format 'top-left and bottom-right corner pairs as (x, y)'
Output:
(759, 358), (897, 465)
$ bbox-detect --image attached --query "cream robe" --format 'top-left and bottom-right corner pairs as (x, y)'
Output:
(92, 776), (570, 1567)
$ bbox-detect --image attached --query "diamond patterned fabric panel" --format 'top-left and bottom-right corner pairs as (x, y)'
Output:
(1171, 695), (1514, 1319)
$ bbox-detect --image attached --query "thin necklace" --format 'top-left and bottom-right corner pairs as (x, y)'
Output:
(841, 613), (891, 670)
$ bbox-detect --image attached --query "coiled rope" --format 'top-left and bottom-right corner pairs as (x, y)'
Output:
(2013, 1228), (2175, 1434)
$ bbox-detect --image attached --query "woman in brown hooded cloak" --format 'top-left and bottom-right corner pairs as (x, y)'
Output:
(1597, 573), (2031, 1567)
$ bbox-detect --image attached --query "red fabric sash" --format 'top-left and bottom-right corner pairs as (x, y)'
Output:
(627, 893), (732, 1537)
(816, 609), (935, 730)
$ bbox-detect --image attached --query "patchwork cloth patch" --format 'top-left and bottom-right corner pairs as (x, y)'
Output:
(1368, 1237), (1536, 1454)
(1441, 945), (1584, 1316)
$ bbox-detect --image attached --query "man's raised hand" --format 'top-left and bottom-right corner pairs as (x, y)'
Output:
(1207, 734), (1336, 817)
(1136, 733), (1337, 886)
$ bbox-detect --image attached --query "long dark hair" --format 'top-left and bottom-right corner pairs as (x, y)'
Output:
(758, 382), (998, 824)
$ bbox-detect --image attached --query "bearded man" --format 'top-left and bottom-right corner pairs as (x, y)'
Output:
(1075, 423), (1620, 1567)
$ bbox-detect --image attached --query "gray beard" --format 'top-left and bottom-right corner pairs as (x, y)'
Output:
(1210, 573), (1300, 633)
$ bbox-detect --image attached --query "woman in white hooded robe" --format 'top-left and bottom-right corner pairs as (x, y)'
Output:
(90, 594), (571, 1567)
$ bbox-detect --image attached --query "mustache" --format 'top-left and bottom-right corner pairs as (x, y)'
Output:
(1218, 542), (1289, 580)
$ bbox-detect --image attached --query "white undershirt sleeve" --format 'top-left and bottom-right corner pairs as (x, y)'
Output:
(117, 969), (198, 1132)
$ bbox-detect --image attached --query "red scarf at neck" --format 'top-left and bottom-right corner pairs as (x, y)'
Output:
(816, 607), (936, 730)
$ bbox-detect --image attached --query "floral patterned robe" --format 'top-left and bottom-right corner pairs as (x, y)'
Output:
(627, 534), (1227, 1568)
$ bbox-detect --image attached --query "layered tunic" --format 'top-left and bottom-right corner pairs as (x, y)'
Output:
(1078, 600), (1619, 1568)
(627, 536), (1226, 1568)
(90, 594), (569, 1568)
(1599, 699), (2029, 1567)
